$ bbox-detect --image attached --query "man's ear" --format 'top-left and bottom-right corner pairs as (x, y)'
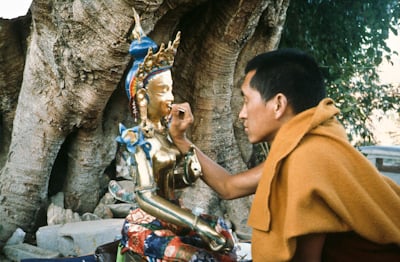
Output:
(272, 93), (288, 119)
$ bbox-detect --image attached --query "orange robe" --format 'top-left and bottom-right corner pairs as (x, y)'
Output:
(248, 98), (400, 261)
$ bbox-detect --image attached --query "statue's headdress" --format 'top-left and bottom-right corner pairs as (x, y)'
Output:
(125, 8), (180, 121)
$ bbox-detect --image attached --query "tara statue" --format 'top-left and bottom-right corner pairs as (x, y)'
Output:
(109, 9), (235, 261)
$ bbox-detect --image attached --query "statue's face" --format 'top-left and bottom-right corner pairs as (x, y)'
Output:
(146, 70), (174, 120)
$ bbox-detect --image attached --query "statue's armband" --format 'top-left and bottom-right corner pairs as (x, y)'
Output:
(183, 145), (202, 186)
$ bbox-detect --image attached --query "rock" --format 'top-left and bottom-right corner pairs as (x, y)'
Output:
(47, 203), (82, 225)
(81, 213), (101, 221)
(107, 203), (137, 218)
(36, 219), (124, 257)
(5, 228), (26, 246)
(3, 243), (60, 261)
(50, 192), (65, 208)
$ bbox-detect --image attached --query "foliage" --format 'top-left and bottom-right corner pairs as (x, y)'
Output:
(280, 0), (400, 145)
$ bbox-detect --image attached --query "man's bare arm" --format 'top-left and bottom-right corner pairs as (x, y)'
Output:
(292, 233), (326, 262)
(169, 103), (262, 199)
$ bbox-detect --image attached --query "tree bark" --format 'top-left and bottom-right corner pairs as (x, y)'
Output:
(173, 0), (289, 237)
(0, 0), (133, 246)
(0, 0), (289, 247)
(0, 16), (30, 167)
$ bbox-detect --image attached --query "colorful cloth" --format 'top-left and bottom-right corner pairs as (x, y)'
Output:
(119, 208), (237, 261)
(248, 98), (400, 261)
(21, 256), (96, 262)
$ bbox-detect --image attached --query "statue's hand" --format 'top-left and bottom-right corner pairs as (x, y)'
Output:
(191, 211), (234, 253)
(124, 130), (137, 143)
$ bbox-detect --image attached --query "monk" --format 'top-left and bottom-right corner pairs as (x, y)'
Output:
(169, 48), (400, 261)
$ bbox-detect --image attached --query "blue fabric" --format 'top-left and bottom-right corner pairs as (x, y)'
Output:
(116, 123), (152, 166)
(125, 36), (158, 98)
(144, 233), (173, 258)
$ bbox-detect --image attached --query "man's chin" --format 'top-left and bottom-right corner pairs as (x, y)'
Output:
(248, 136), (264, 145)
(247, 136), (257, 144)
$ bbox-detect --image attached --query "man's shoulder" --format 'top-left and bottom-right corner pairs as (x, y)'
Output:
(288, 134), (344, 160)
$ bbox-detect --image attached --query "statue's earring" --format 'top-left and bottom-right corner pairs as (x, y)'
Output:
(130, 98), (139, 123)
(136, 88), (149, 125)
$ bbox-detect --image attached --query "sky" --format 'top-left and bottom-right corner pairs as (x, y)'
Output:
(377, 30), (400, 85)
(0, 1), (32, 19)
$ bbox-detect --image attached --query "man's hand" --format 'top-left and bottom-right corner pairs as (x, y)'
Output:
(168, 102), (195, 154)
(169, 103), (193, 140)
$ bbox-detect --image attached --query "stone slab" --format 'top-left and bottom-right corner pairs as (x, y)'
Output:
(3, 243), (60, 261)
(36, 219), (124, 257)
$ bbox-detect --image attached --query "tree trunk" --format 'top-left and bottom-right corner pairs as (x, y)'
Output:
(173, 0), (289, 238)
(0, 0), (133, 246)
(0, 0), (289, 247)
(0, 16), (30, 167)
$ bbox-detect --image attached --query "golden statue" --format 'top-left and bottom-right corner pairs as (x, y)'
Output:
(109, 9), (233, 261)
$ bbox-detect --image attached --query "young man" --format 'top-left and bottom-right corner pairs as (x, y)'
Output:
(169, 49), (400, 261)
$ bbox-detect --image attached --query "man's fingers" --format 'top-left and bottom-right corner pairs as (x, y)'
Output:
(176, 107), (186, 119)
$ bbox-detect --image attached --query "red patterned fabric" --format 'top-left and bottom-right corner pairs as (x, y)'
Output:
(120, 208), (237, 261)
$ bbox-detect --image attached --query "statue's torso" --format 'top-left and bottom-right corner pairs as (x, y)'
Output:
(134, 131), (182, 200)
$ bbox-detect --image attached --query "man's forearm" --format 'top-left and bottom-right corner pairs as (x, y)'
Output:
(173, 137), (234, 198)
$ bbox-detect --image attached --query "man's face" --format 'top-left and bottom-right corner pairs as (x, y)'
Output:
(239, 70), (281, 144)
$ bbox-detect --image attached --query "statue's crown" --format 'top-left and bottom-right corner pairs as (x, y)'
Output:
(125, 8), (180, 102)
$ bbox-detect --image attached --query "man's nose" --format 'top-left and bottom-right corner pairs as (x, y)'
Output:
(238, 106), (246, 119)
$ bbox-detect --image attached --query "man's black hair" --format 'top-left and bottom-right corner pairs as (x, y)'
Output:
(245, 48), (326, 114)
